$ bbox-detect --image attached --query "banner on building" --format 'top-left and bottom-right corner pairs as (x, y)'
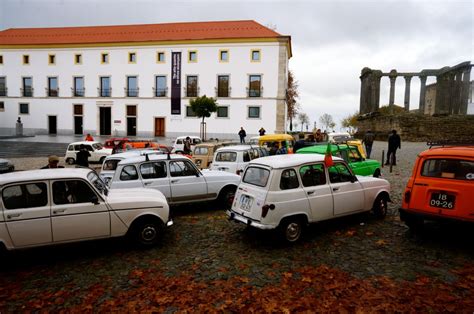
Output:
(171, 52), (182, 115)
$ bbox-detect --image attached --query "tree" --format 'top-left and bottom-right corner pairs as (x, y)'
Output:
(189, 95), (218, 140)
(319, 113), (335, 131)
(286, 70), (300, 132)
(341, 111), (359, 135)
(297, 112), (310, 132)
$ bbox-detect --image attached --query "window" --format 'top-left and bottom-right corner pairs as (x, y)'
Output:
(170, 160), (198, 177)
(48, 77), (58, 97)
(299, 164), (326, 187)
(248, 106), (260, 119)
(75, 54), (82, 64)
(217, 75), (229, 97)
(120, 165), (138, 181)
(421, 159), (474, 181)
(216, 152), (237, 162)
(0, 77), (6, 96)
(100, 77), (111, 97)
(186, 106), (197, 117)
(157, 52), (165, 63)
(73, 77), (84, 97)
(2, 183), (48, 210)
(248, 75), (262, 97)
(194, 147), (208, 155)
(280, 169), (300, 190)
(74, 104), (83, 115)
(328, 163), (354, 183)
(22, 77), (33, 97)
(188, 51), (197, 62)
(52, 180), (96, 205)
(128, 52), (136, 63)
(126, 76), (138, 97)
(48, 54), (55, 65)
(140, 162), (167, 179)
(126, 105), (137, 116)
(243, 151), (251, 162)
(186, 76), (198, 97)
(251, 49), (261, 62)
(155, 76), (167, 97)
(19, 103), (29, 114)
(101, 53), (109, 64)
(219, 50), (229, 62)
(0, 102), (4, 112)
(216, 106), (228, 118)
(0, 55), (3, 64)
(23, 55), (30, 65)
(243, 166), (270, 187)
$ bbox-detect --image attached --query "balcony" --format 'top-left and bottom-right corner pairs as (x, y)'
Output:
(0, 88), (7, 97)
(215, 86), (231, 98)
(153, 87), (168, 97)
(247, 86), (263, 98)
(21, 87), (34, 97)
(184, 86), (199, 98)
(98, 88), (112, 97)
(125, 88), (139, 97)
(46, 88), (59, 97)
(71, 88), (85, 97)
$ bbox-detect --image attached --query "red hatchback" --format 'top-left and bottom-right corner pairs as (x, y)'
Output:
(399, 144), (474, 229)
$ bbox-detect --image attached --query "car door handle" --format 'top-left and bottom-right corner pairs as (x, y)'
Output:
(53, 208), (66, 214)
(171, 180), (179, 183)
(332, 187), (340, 191)
(144, 182), (152, 186)
(307, 191), (314, 195)
(7, 213), (21, 219)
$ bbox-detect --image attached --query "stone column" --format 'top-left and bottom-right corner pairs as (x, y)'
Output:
(460, 68), (471, 114)
(359, 68), (371, 114)
(419, 76), (427, 114)
(388, 70), (397, 108)
(359, 75), (367, 114)
(453, 71), (463, 114)
(372, 71), (382, 112)
(404, 76), (412, 111)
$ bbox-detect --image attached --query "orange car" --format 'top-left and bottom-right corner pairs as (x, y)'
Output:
(399, 143), (474, 230)
(104, 138), (170, 152)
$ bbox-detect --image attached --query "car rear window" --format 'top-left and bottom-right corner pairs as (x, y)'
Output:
(194, 147), (208, 155)
(243, 166), (270, 187)
(421, 159), (474, 181)
(216, 152), (237, 162)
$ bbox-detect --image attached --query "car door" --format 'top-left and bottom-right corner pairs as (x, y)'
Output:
(347, 146), (367, 176)
(51, 179), (110, 242)
(139, 161), (171, 200)
(2, 181), (52, 247)
(328, 162), (365, 216)
(169, 160), (207, 202)
(298, 163), (334, 221)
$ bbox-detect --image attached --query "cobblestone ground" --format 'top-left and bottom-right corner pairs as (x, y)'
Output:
(1, 142), (473, 311)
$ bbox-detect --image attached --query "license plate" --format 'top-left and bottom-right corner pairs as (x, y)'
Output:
(430, 193), (455, 209)
(239, 195), (253, 211)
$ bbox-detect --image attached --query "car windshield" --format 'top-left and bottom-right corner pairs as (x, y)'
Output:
(243, 166), (270, 187)
(103, 159), (121, 171)
(87, 171), (108, 195)
(421, 158), (474, 181)
(92, 143), (103, 150)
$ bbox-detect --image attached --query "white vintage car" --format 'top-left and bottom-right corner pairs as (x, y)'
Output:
(227, 154), (390, 243)
(65, 141), (112, 165)
(109, 154), (241, 207)
(210, 145), (268, 175)
(0, 168), (172, 251)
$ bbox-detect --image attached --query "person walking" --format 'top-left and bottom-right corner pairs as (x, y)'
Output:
(183, 136), (192, 154)
(41, 155), (64, 169)
(362, 129), (375, 159)
(76, 144), (91, 167)
(238, 127), (247, 144)
(258, 127), (266, 136)
(386, 129), (401, 166)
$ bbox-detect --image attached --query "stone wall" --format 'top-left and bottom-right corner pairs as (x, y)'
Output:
(356, 113), (474, 142)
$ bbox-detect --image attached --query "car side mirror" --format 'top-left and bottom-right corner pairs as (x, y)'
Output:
(91, 195), (99, 205)
(351, 175), (357, 183)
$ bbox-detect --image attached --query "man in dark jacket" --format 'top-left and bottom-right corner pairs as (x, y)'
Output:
(238, 127), (247, 144)
(76, 145), (91, 167)
(362, 130), (375, 159)
(386, 130), (401, 166)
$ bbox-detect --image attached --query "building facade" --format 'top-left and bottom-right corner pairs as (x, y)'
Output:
(0, 21), (292, 138)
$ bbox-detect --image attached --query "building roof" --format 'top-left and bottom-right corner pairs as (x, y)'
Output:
(0, 20), (288, 46)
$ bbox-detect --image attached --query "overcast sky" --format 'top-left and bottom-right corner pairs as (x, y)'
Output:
(1, 0), (472, 130)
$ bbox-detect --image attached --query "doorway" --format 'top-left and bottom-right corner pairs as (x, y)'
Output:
(48, 115), (57, 135)
(74, 116), (83, 135)
(154, 118), (165, 137)
(99, 107), (111, 135)
(127, 117), (137, 136)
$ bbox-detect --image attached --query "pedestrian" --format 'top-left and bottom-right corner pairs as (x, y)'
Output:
(269, 142), (279, 155)
(238, 127), (247, 144)
(85, 133), (94, 141)
(386, 129), (401, 166)
(41, 155), (64, 169)
(76, 144), (91, 167)
(258, 127), (266, 136)
(362, 129), (375, 159)
(277, 142), (287, 155)
(314, 129), (323, 142)
(293, 133), (306, 153)
(183, 136), (192, 154)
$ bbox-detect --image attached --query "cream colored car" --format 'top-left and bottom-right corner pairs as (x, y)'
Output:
(0, 168), (172, 251)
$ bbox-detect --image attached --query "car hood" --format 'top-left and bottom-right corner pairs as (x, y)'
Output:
(201, 169), (241, 181)
(106, 188), (167, 210)
(356, 175), (390, 188)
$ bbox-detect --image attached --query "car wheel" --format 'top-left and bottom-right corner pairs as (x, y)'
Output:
(219, 186), (237, 210)
(66, 158), (75, 165)
(372, 195), (388, 218)
(373, 168), (381, 178)
(133, 220), (163, 247)
(279, 218), (303, 243)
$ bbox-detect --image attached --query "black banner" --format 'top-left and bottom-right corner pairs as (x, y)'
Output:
(171, 52), (182, 115)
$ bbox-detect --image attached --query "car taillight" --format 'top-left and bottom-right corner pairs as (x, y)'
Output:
(261, 204), (275, 218)
(404, 190), (411, 204)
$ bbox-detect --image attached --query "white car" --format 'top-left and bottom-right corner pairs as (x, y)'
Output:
(65, 141), (112, 165)
(210, 145), (266, 175)
(227, 154), (390, 243)
(0, 168), (172, 251)
(172, 136), (202, 153)
(109, 154), (241, 207)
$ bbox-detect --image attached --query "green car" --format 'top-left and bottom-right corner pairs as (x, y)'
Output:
(297, 143), (382, 177)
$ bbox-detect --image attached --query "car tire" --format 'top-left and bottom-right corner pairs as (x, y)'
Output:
(132, 219), (164, 248)
(218, 186), (237, 210)
(279, 217), (304, 243)
(372, 195), (388, 218)
(373, 168), (381, 178)
(66, 158), (75, 165)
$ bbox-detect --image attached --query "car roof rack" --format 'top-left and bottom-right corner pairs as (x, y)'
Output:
(427, 140), (474, 148)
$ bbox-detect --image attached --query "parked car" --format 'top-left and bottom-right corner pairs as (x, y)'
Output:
(297, 143), (381, 177)
(210, 145), (264, 175)
(172, 136), (202, 152)
(399, 144), (474, 230)
(327, 132), (366, 159)
(109, 154), (240, 207)
(0, 168), (172, 251)
(65, 141), (112, 165)
(256, 134), (295, 153)
(104, 138), (170, 153)
(192, 142), (224, 170)
(0, 158), (14, 174)
(227, 154), (390, 243)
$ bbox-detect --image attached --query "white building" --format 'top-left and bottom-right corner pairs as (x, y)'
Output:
(0, 20), (292, 138)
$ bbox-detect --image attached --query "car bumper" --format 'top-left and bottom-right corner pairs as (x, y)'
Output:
(226, 210), (276, 230)
(399, 207), (474, 223)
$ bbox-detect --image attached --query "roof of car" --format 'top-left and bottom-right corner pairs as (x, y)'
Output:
(0, 168), (93, 185)
(175, 136), (201, 140)
(69, 141), (101, 145)
(195, 142), (222, 148)
(118, 153), (191, 165)
(215, 145), (256, 152)
(248, 154), (343, 169)
(420, 146), (474, 158)
(297, 143), (352, 154)
(104, 149), (163, 160)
